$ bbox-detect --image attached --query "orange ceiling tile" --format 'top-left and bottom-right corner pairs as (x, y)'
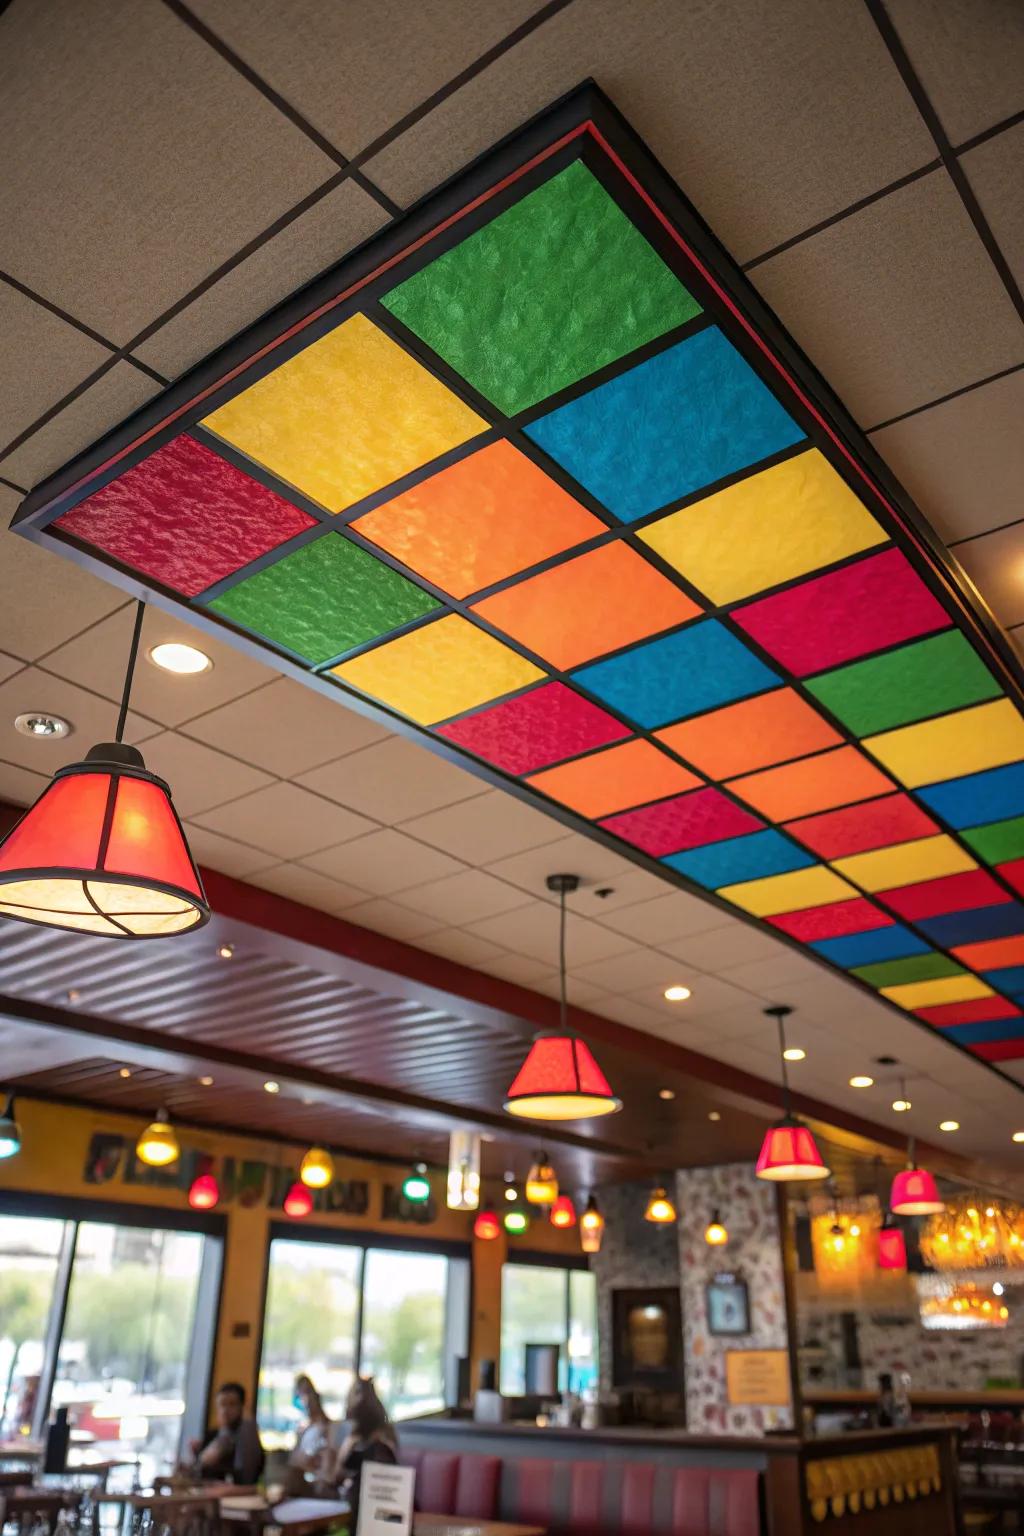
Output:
(952, 934), (1024, 972)
(728, 745), (894, 821)
(471, 541), (701, 669)
(527, 738), (703, 819)
(351, 440), (604, 599)
(653, 688), (842, 779)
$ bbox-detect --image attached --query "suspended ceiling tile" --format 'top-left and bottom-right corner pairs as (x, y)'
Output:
(182, 675), (387, 776)
(656, 919), (789, 971)
(954, 524), (1024, 629)
(483, 830), (637, 901)
(246, 861), (370, 915)
(41, 604), (277, 730)
(192, 780), (376, 860)
(571, 946), (692, 996)
(0, 756), (49, 811)
(392, 868), (534, 927)
(190, 0), (544, 157)
(181, 823), (277, 881)
(0, 284), (110, 454)
(135, 181), (389, 379)
(464, 900), (636, 967)
(415, 927), (510, 969)
(751, 169), (1024, 426)
(532, 971), (611, 1008)
(362, 0), (936, 263)
(633, 972), (757, 1021)
(138, 729), (274, 818)
(336, 896), (446, 944)
(296, 734), (484, 824)
(565, 866), (672, 916)
(302, 826), (465, 896)
(592, 889), (728, 946)
(476, 951), (552, 987)
(0, 653), (22, 686)
(397, 789), (565, 866)
(716, 949), (826, 993)
(961, 120), (1024, 297)
(869, 368), (1024, 542)
(0, 666), (158, 774)
(0, 0), (336, 343)
(0, 361), (161, 489)
(885, 0), (1024, 145)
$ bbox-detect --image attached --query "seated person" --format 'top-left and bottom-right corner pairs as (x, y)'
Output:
(189, 1381), (265, 1484)
(283, 1374), (333, 1494)
(332, 1378), (397, 1512)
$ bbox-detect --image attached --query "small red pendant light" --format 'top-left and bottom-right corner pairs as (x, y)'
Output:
(283, 1180), (313, 1218)
(504, 876), (621, 1121)
(878, 1217), (907, 1270)
(0, 603), (208, 938)
(890, 1142), (945, 1216)
(474, 1206), (501, 1241)
(549, 1193), (577, 1229)
(755, 1006), (829, 1182)
(188, 1168), (220, 1211)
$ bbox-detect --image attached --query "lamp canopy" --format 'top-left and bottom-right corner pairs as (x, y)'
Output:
(878, 1218), (908, 1271)
(549, 1193), (577, 1228)
(644, 1186), (677, 1224)
(188, 1171), (220, 1210)
(579, 1193), (605, 1253)
(525, 1155), (559, 1206)
(474, 1206), (501, 1241)
(136, 1110), (179, 1168)
(283, 1180), (313, 1218)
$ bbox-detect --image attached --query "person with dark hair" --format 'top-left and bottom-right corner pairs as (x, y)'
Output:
(283, 1374), (334, 1494)
(332, 1378), (397, 1513)
(188, 1381), (265, 1485)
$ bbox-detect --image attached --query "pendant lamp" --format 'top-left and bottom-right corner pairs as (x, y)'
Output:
(136, 1109), (179, 1167)
(474, 1206), (501, 1241)
(0, 603), (208, 938)
(283, 1180), (313, 1218)
(550, 1193), (577, 1228)
(878, 1216), (907, 1271)
(402, 1163), (431, 1203)
(644, 1185), (677, 1224)
(755, 1006), (829, 1182)
(503, 1199), (529, 1236)
(504, 876), (621, 1120)
(704, 1209), (729, 1247)
(890, 1139), (945, 1216)
(579, 1194), (605, 1253)
(0, 1093), (21, 1160)
(525, 1154), (558, 1207)
(188, 1158), (220, 1211)
(299, 1146), (334, 1189)
(446, 1130), (481, 1211)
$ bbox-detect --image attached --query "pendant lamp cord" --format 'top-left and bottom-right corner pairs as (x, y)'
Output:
(558, 881), (568, 1035)
(115, 600), (146, 744)
(777, 1012), (791, 1116)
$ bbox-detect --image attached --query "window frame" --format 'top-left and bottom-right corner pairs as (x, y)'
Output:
(499, 1251), (596, 1395)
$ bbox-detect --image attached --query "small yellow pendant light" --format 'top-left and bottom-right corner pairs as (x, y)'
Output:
(136, 1108), (179, 1167)
(525, 1153), (559, 1206)
(580, 1193), (605, 1253)
(704, 1209), (729, 1246)
(299, 1146), (334, 1189)
(644, 1185), (677, 1224)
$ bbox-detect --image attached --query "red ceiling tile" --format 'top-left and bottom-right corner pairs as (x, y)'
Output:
(437, 681), (629, 775)
(767, 897), (893, 941)
(998, 858), (1024, 897)
(917, 997), (1023, 1027)
(785, 793), (939, 859)
(880, 869), (1011, 920)
(969, 1038), (1024, 1062)
(54, 434), (317, 597)
(731, 548), (950, 677)
(600, 788), (762, 857)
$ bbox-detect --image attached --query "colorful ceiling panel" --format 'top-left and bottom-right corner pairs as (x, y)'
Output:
(14, 86), (1024, 1080)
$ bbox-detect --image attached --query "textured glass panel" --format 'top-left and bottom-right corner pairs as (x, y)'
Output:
(881, 869), (1011, 920)
(963, 815), (1024, 864)
(810, 925), (929, 967)
(528, 739), (701, 819)
(784, 793), (938, 859)
(655, 689), (840, 780)
(916, 997), (1021, 1026)
(917, 762), (1024, 829)
(767, 898), (893, 941)
(437, 681), (630, 775)
(600, 787), (763, 857)
(728, 746), (893, 822)
(918, 904), (1024, 947)
(718, 865), (856, 918)
(831, 835), (977, 894)
(852, 952), (965, 988)
(663, 828), (814, 887)
(865, 700), (1024, 788)
(806, 630), (1001, 736)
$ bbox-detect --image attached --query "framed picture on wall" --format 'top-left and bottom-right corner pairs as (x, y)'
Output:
(611, 1285), (683, 1389)
(706, 1272), (751, 1336)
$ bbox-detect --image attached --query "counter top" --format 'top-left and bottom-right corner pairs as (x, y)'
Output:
(806, 1388), (1024, 1407)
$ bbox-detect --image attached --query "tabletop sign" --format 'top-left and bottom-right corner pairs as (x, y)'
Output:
(725, 1349), (791, 1407)
(356, 1463), (414, 1536)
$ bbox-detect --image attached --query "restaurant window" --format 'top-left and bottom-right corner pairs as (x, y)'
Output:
(0, 1214), (66, 1437)
(361, 1249), (448, 1420)
(500, 1261), (598, 1396)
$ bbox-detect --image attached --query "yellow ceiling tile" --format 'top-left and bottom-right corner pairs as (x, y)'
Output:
(331, 614), (544, 725)
(201, 313), (486, 512)
(831, 834), (977, 892)
(636, 448), (886, 603)
(864, 698), (1024, 787)
(718, 864), (856, 917)
(881, 974), (994, 1010)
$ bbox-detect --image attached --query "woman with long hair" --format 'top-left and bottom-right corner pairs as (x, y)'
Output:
(284, 1374), (333, 1493)
(333, 1377), (397, 1512)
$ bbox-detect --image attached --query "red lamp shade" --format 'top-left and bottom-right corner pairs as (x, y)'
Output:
(890, 1166), (944, 1216)
(549, 1194), (577, 1229)
(188, 1172), (220, 1210)
(504, 1035), (621, 1121)
(0, 744), (208, 938)
(473, 1207), (501, 1241)
(283, 1180), (313, 1218)
(878, 1221), (907, 1271)
(755, 1116), (829, 1182)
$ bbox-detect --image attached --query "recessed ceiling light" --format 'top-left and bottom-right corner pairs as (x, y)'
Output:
(849, 1075), (874, 1088)
(664, 984), (691, 1002)
(118, 1067), (132, 1079)
(263, 1080), (280, 1095)
(658, 1088), (676, 1101)
(939, 1119), (959, 1133)
(1014, 1132), (1024, 1144)
(217, 943), (234, 960)
(708, 1110), (721, 1122)
(15, 712), (72, 739)
(782, 1047), (805, 1062)
(149, 642), (212, 675)
(892, 1097), (912, 1113)
(198, 1075), (213, 1087)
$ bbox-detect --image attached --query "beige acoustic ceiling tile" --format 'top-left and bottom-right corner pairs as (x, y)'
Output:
(464, 901), (636, 966)
(297, 734), (484, 824)
(193, 780), (375, 860)
(962, 121), (1024, 294)
(0, 653), (23, 685)
(136, 180), (389, 378)
(716, 950), (827, 993)
(184, 675), (387, 777)
(954, 524), (1024, 628)
(591, 994), (678, 1033)
(365, 0), (934, 264)
(532, 973), (611, 1008)
(415, 927), (510, 969)
(0, 284), (109, 453)
(140, 730), (273, 818)
(0, 756), (49, 810)
(752, 169), (1024, 426)
(477, 951), (552, 987)
(181, 822), (278, 880)
(484, 831), (636, 900)
(886, 0), (1024, 145)
(593, 889), (727, 945)
(303, 827), (465, 895)
(247, 861), (369, 914)
(398, 788), (564, 865)
(0, 667), (157, 774)
(191, 0), (543, 159)
(394, 868), (533, 927)
(572, 946), (690, 997)
(0, 0), (335, 343)
(1, 362), (160, 489)
(0, 502), (126, 660)
(341, 896), (446, 943)
(658, 918), (788, 972)
(870, 368), (1024, 541)
(42, 604), (276, 729)
(635, 973), (760, 1021)
(566, 866), (671, 915)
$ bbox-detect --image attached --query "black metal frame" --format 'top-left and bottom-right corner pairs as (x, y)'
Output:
(10, 81), (1024, 1089)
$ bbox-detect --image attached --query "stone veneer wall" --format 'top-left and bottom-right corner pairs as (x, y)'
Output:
(589, 1179), (682, 1392)
(676, 1163), (795, 1434)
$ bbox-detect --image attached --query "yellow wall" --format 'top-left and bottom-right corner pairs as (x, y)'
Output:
(0, 1097), (579, 1401)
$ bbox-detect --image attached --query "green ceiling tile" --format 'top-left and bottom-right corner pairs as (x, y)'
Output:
(805, 630), (1001, 735)
(852, 951), (965, 988)
(381, 160), (701, 416)
(208, 533), (440, 665)
(963, 814), (1024, 864)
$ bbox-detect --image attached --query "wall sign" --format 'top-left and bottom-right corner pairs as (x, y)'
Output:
(725, 1349), (791, 1407)
(706, 1271), (751, 1336)
(357, 1463), (414, 1536)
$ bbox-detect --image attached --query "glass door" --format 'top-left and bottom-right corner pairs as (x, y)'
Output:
(0, 1214), (67, 1437)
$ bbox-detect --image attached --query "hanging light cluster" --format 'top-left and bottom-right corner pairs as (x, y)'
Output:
(809, 1194), (882, 1288)
(502, 1174), (529, 1235)
(446, 1131), (481, 1211)
(919, 1281), (1010, 1330)
(919, 1195), (1024, 1270)
(755, 1007), (829, 1182)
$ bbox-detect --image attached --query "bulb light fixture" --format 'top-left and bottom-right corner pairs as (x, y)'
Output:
(474, 1206), (501, 1241)
(782, 1047), (806, 1062)
(644, 1186), (677, 1224)
(445, 1130), (481, 1211)
(704, 1209), (728, 1247)
(299, 1146), (334, 1189)
(890, 1137), (945, 1217)
(849, 1075), (874, 1089)
(549, 1193), (577, 1229)
(503, 876), (621, 1120)
(664, 984), (691, 1002)
(402, 1163), (431, 1203)
(188, 1162), (220, 1210)
(579, 1194), (605, 1253)
(755, 1006), (829, 1182)
(0, 1093), (21, 1160)
(878, 1216), (907, 1272)
(283, 1180), (313, 1218)
(503, 1201), (529, 1236)
(149, 642), (212, 675)
(525, 1155), (558, 1207)
(0, 603), (208, 938)
(892, 1078), (912, 1114)
(136, 1109), (179, 1168)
